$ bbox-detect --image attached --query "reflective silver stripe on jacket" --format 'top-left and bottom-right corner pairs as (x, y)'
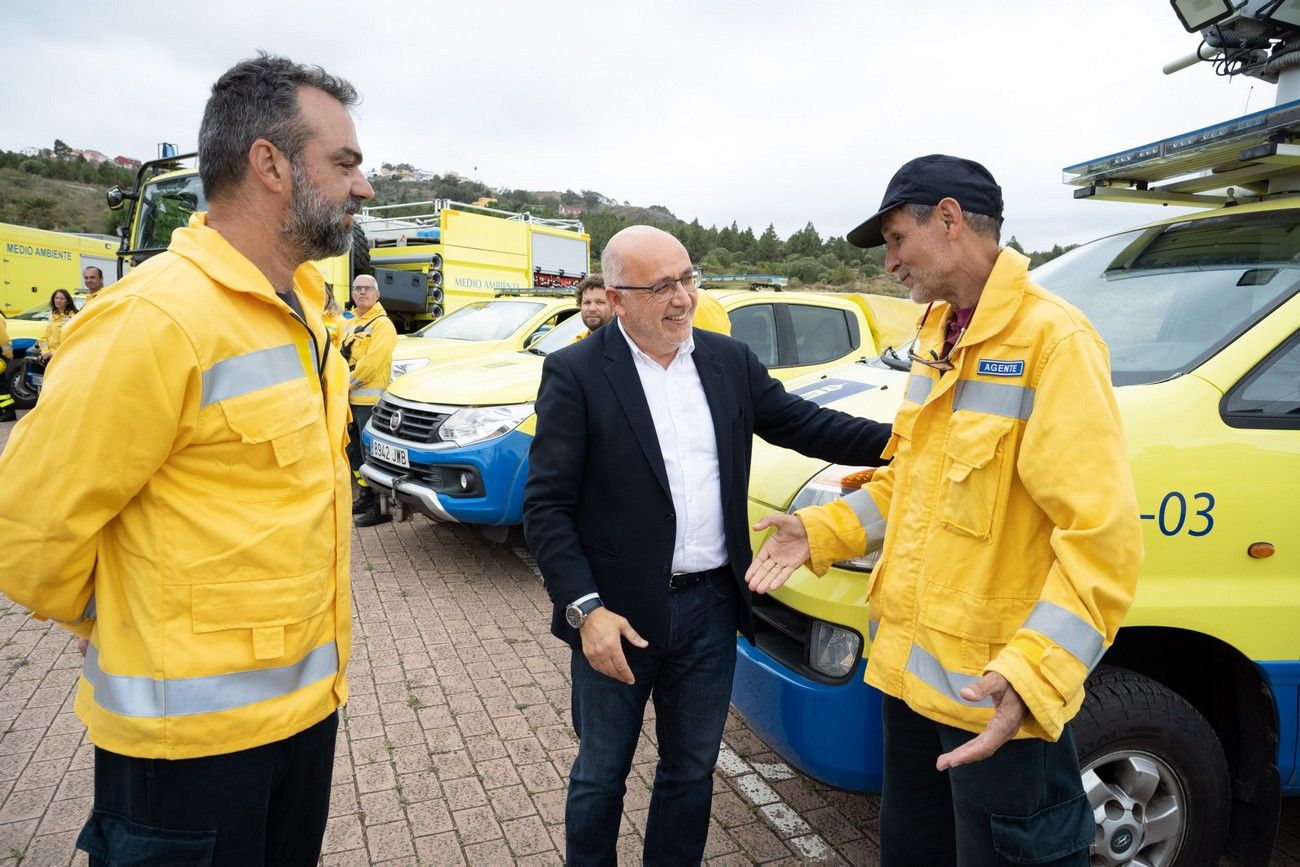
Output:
(953, 380), (1035, 421)
(845, 489), (886, 554)
(868, 619), (879, 643)
(83, 640), (338, 718)
(905, 644), (994, 708)
(1022, 600), (1105, 670)
(905, 376), (933, 404)
(350, 387), (385, 400)
(201, 344), (305, 408)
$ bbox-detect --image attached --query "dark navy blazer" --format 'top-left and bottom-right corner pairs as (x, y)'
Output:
(523, 323), (891, 650)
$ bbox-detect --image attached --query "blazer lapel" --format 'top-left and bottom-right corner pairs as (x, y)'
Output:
(602, 325), (672, 501)
(691, 335), (735, 501)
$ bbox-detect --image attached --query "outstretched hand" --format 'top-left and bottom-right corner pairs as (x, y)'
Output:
(935, 672), (1027, 771)
(745, 513), (811, 594)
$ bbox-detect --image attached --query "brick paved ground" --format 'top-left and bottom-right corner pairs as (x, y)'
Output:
(0, 410), (1297, 865)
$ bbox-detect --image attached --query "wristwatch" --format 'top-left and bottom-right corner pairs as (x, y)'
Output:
(565, 596), (604, 629)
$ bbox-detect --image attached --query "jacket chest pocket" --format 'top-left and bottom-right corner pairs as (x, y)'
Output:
(219, 379), (332, 502)
(939, 414), (1016, 541)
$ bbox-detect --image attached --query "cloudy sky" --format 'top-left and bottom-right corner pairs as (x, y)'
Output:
(0, 1), (1263, 250)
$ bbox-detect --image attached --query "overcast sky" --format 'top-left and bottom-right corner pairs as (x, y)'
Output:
(0, 1), (1266, 251)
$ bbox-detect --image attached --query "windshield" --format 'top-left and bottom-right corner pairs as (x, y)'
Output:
(1032, 210), (1300, 385)
(136, 173), (206, 251)
(14, 296), (87, 320)
(532, 311), (592, 355)
(411, 300), (547, 341)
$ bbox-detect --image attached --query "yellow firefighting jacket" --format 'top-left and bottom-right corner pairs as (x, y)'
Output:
(323, 309), (345, 351)
(0, 213), (353, 759)
(798, 249), (1142, 741)
(342, 302), (396, 406)
(38, 311), (75, 356)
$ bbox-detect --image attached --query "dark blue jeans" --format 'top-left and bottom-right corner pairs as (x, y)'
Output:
(880, 696), (1092, 866)
(566, 569), (738, 866)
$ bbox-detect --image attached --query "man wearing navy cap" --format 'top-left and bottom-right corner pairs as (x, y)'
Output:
(746, 155), (1142, 864)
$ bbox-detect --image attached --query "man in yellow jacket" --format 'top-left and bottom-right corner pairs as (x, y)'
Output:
(342, 273), (397, 527)
(0, 55), (373, 865)
(747, 155), (1141, 865)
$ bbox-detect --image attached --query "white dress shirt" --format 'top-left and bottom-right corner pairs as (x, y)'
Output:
(618, 320), (728, 574)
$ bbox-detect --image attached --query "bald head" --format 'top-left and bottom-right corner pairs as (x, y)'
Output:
(601, 226), (686, 289)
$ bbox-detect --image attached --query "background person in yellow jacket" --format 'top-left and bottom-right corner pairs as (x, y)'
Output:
(342, 273), (397, 526)
(38, 288), (77, 362)
(0, 54), (373, 865)
(746, 155), (1142, 866)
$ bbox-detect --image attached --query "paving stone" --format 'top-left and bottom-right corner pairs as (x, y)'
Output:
(406, 798), (454, 837)
(452, 804), (503, 845)
(732, 819), (794, 862)
(365, 818), (415, 862)
(320, 812), (364, 855)
(441, 776), (488, 810)
(414, 830), (466, 866)
(464, 838), (514, 865)
(487, 783), (536, 821)
(501, 814), (552, 857)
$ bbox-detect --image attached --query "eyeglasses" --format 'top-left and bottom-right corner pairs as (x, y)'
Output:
(615, 269), (699, 303)
(906, 301), (966, 373)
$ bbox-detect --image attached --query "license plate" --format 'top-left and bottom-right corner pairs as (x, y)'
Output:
(369, 438), (409, 468)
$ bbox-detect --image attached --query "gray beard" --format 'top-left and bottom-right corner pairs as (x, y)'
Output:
(281, 162), (357, 261)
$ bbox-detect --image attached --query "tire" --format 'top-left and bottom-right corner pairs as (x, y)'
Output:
(351, 223), (371, 280)
(7, 358), (40, 410)
(1074, 665), (1230, 866)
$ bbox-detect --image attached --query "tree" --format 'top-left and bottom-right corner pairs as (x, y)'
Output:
(785, 256), (826, 284)
(786, 221), (823, 258)
(1007, 236), (1026, 254)
(756, 224), (782, 261)
(52, 139), (71, 161)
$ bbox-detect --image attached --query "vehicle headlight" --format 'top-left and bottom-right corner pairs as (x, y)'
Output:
(787, 464), (881, 573)
(391, 357), (430, 378)
(808, 621), (861, 679)
(439, 404), (534, 447)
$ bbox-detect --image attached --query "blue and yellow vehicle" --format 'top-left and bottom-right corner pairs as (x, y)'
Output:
(360, 289), (919, 540)
(733, 90), (1300, 866)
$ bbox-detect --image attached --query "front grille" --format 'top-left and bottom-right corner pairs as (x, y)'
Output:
(751, 594), (852, 685)
(372, 398), (449, 444)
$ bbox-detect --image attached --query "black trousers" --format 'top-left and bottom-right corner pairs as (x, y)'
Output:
(879, 696), (1091, 867)
(76, 711), (338, 867)
(346, 403), (374, 474)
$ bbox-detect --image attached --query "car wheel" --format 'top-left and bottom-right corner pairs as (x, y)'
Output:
(7, 358), (39, 410)
(1074, 665), (1229, 866)
(351, 223), (371, 278)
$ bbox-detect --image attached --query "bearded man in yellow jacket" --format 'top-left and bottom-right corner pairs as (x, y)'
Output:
(0, 55), (373, 865)
(746, 155), (1142, 865)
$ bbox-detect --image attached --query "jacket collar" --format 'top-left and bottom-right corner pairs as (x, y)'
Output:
(942, 247), (1031, 352)
(167, 212), (327, 314)
(351, 301), (388, 327)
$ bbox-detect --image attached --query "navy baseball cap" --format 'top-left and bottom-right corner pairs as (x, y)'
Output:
(846, 154), (1003, 249)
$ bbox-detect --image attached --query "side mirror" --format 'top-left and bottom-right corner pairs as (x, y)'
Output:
(106, 187), (126, 210)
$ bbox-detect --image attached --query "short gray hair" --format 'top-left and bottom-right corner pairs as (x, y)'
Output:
(198, 53), (359, 202)
(902, 202), (1002, 243)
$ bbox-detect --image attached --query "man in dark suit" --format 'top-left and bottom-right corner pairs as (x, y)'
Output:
(523, 225), (891, 865)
